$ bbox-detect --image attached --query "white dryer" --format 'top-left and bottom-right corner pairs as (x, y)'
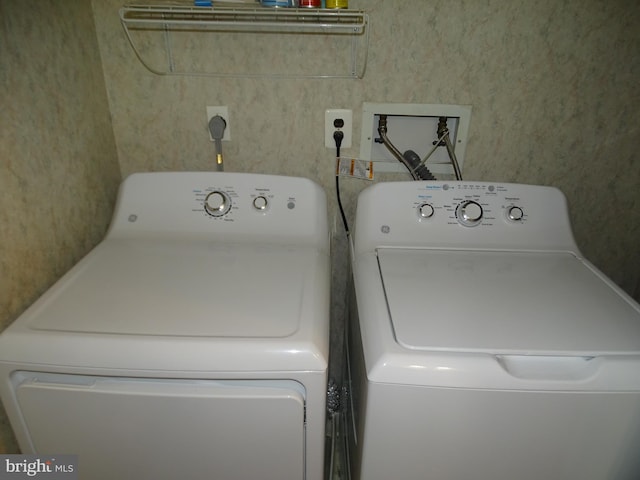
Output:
(0, 172), (330, 480)
(347, 181), (640, 480)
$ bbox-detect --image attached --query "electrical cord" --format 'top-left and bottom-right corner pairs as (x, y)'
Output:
(334, 130), (350, 237)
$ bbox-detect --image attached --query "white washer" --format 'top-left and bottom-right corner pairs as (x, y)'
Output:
(0, 172), (330, 480)
(346, 181), (640, 480)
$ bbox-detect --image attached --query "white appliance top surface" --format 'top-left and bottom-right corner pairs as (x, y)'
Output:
(29, 239), (316, 338)
(0, 237), (329, 373)
(378, 248), (640, 356)
(0, 172), (330, 374)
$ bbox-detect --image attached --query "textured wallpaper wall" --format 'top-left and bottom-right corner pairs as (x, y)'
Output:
(0, 0), (121, 452)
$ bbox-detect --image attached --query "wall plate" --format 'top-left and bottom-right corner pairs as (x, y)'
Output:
(325, 109), (352, 149)
(359, 103), (471, 176)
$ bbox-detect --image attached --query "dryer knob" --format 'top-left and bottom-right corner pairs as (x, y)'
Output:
(204, 191), (231, 217)
(253, 195), (269, 211)
(456, 200), (483, 227)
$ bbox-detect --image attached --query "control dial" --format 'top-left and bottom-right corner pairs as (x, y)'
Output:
(456, 200), (483, 227)
(418, 203), (435, 219)
(204, 190), (232, 217)
(507, 206), (524, 222)
(253, 195), (269, 211)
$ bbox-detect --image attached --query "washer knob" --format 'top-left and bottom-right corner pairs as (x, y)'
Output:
(204, 191), (231, 217)
(253, 195), (269, 211)
(456, 200), (483, 227)
(418, 203), (435, 219)
(507, 206), (524, 221)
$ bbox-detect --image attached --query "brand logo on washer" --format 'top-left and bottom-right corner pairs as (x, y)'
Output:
(0, 456), (77, 479)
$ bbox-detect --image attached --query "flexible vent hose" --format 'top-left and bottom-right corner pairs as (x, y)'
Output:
(402, 150), (437, 181)
(377, 116), (436, 181)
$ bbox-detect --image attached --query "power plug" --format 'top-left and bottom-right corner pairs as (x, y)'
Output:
(325, 109), (352, 148)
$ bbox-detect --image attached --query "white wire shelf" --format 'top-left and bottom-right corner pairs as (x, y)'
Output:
(119, 4), (369, 78)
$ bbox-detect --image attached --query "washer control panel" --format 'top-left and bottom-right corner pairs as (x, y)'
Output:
(354, 181), (577, 252)
(413, 183), (531, 228)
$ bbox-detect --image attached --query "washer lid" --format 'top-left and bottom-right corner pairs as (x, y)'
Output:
(28, 239), (319, 338)
(377, 249), (640, 356)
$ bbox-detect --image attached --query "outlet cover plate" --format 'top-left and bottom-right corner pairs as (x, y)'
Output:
(325, 109), (352, 149)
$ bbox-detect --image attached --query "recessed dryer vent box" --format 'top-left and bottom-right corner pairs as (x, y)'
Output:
(359, 103), (472, 177)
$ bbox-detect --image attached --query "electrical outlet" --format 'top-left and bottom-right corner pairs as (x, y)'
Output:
(325, 109), (352, 149)
(206, 106), (231, 141)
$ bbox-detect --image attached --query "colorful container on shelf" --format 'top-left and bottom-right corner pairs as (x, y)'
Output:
(260, 0), (297, 6)
(325, 0), (347, 8)
(259, 0), (346, 7)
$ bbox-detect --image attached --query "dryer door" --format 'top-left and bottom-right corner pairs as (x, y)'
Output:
(13, 372), (305, 480)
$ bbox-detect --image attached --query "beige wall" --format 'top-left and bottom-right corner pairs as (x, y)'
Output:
(1, 0), (638, 453)
(0, 1), (121, 452)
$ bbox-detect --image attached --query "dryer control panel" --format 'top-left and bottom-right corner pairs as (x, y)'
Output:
(106, 172), (329, 250)
(354, 181), (579, 253)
